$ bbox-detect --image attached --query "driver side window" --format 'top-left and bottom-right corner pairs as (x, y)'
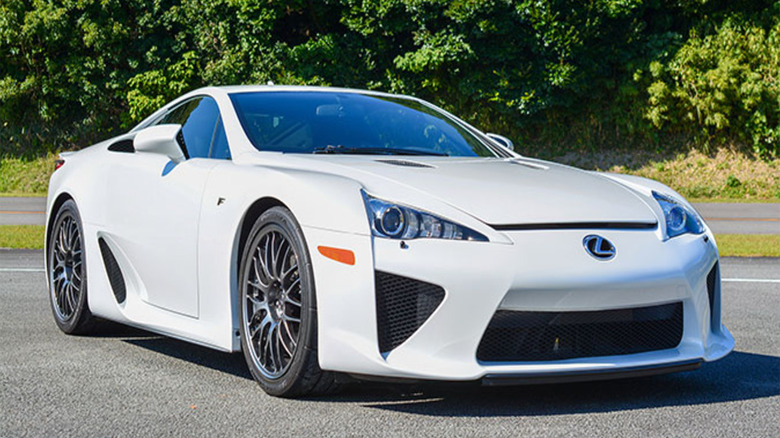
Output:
(158, 97), (229, 160)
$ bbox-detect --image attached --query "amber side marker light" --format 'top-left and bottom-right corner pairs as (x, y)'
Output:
(317, 246), (355, 265)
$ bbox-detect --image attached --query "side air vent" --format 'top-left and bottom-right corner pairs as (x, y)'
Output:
(98, 238), (126, 304)
(376, 159), (435, 168)
(706, 262), (719, 331)
(108, 139), (135, 153)
(375, 271), (445, 353)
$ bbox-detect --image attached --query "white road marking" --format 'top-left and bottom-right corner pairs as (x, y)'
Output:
(722, 278), (780, 284)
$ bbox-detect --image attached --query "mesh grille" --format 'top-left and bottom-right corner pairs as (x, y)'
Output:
(107, 139), (135, 153)
(707, 262), (719, 330)
(98, 238), (126, 304)
(477, 302), (683, 362)
(375, 271), (445, 353)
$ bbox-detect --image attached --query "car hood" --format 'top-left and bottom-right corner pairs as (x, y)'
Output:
(247, 154), (659, 226)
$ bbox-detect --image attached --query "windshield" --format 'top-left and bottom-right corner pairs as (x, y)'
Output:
(229, 91), (499, 157)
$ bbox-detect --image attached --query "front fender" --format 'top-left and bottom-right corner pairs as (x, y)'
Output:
(601, 172), (695, 212)
(196, 162), (371, 351)
(207, 163), (370, 235)
(602, 172), (717, 246)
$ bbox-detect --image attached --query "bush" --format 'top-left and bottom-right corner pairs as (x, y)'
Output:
(645, 19), (780, 158)
(0, 0), (185, 156)
(1, 0), (778, 159)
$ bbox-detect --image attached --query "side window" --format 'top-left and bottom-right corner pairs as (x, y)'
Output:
(159, 99), (198, 125)
(157, 97), (221, 159)
(210, 117), (231, 159)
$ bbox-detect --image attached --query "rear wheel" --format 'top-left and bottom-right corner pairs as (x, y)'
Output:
(239, 207), (338, 397)
(48, 199), (95, 334)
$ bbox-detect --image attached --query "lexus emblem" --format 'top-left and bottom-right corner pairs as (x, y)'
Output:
(583, 235), (616, 260)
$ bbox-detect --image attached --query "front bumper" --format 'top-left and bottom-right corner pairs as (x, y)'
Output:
(306, 225), (734, 381)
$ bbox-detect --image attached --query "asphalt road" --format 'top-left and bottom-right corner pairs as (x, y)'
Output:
(694, 203), (780, 235)
(0, 197), (45, 226)
(1, 250), (778, 437)
(1, 197), (778, 233)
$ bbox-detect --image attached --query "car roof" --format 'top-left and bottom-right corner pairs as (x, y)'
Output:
(132, 85), (422, 132)
(213, 84), (415, 100)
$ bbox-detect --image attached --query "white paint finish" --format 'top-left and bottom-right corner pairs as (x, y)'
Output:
(300, 156), (659, 225)
(344, 228), (733, 380)
(133, 124), (186, 163)
(304, 226), (382, 374)
(42, 85), (735, 381)
(101, 154), (216, 318)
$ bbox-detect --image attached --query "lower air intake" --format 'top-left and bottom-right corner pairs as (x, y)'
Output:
(375, 271), (445, 354)
(477, 302), (683, 362)
(98, 238), (126, 304)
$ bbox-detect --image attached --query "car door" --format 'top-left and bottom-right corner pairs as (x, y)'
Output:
(105, 97), (224, 318)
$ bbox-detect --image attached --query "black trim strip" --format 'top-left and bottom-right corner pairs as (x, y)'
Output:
(490, 221), (658, 231)
(481, 359), (701, 386)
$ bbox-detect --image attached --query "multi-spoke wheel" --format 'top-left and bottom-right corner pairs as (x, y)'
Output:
(239, 207), (338, 397)
(245, 228), (302, 377)
(48, 199), (94, 334)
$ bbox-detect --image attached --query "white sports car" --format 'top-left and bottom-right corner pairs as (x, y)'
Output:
(45, 86), (734, 397)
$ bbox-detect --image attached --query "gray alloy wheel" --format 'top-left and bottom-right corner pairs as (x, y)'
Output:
(244, 225), (303, 378)
(239, 206), (339, 397)
(48, 199), (95, 334)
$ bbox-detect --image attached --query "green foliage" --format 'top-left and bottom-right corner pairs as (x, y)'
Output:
(1, 0), (779, 159)
(725, 174), (742, 188)
(0, 0), (185, 155)
(125, 51), (202, 124)
(646, 18), (780, 157)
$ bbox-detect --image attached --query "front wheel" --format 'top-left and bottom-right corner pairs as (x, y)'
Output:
(238, 207), (338, 397)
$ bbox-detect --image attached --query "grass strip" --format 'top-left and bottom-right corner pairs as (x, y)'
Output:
(0, 154), (57, 194)
(0, 225), (45, 250)
(690, 198), (780, 204)
(0, 193), (47, 198)
(714, 234), (780, 258)
(2, 226), (778, 258)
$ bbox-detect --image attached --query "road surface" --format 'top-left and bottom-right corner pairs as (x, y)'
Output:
(0, 250), (777, 437)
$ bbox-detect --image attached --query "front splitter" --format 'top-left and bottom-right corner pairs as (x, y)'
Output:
(481, 359), (702, 386)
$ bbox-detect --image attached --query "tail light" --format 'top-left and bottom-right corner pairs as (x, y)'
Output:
(54, 159), (65, 171)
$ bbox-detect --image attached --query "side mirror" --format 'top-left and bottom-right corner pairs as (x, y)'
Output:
(486, 133), (515, 151)
(133, 124), (186, 163)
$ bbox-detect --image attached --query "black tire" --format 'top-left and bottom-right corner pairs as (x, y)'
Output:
(238, 206), (338, 397)
(48, 199), (95, 334)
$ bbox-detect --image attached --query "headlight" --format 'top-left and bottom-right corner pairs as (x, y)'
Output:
(653, 191), (704, 238)
(362, 192), (488, 242)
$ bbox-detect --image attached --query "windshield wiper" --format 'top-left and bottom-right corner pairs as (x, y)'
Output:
(312, 145), (448, 156)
